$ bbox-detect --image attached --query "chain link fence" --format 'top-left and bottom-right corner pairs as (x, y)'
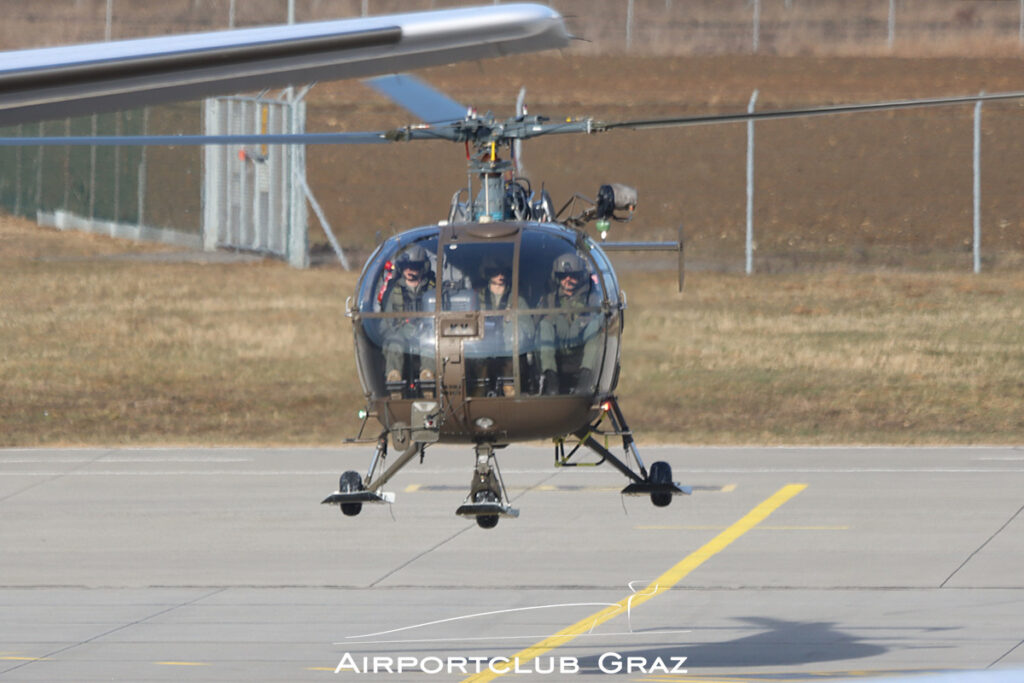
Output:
(0, 104), (202, 246)
(3, 1), (1024, 269)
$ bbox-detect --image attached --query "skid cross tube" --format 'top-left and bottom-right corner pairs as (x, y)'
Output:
(573, 430), (646, 484)
(572, 396), (648, 484)
(365, 441), (421, 492)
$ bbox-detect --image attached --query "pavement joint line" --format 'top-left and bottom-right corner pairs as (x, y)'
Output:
(459, 483), (808, 683)
(369, 468), (562, 587)
(940, 501), (1024, 588)
(989, 636), (1024, 669)
(0, 587), (227, 676)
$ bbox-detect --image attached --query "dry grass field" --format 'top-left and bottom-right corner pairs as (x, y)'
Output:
(2, 213), (1021, 446)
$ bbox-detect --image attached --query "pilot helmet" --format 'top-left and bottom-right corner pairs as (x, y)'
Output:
(551, 252), (588, 282)
(395, 243), (429, 274)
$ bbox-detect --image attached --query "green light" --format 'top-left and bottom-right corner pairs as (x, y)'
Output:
(357, 409), (368, 420)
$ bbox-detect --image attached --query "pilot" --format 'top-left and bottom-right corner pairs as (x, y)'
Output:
(537, 252), (602, 395)
(467, 256), (532, 397)
(381, 244), (436, 389)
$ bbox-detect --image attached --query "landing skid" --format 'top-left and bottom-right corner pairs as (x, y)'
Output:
(322, 432), (519, 529)
(560, 396), (691, 506)
(323, 396), (686, 526)
(320, 434), (418, 514)
(455, 443), (519, 529)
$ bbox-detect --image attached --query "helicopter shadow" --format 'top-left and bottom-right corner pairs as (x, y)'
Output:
(576, 616), (945, 673)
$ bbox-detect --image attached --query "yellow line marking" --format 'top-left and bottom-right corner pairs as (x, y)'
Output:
(634, 677), (750, 682)
(461, 483), (807, 683)
(634, 669), (961, 682)
(0, 656), (48, 661)
(156, 661), (209, 666)
(721, 484), (737, 492)
(404, 484), (421, 492)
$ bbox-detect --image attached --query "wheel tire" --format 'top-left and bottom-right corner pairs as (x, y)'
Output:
(649, 460), (673, 508)
(474, 489), (500, 529)
(339, 470), (363, 517)
(476, 515), (499, 529)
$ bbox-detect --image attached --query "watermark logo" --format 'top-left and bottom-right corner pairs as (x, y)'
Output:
(332, 652), (687, 676)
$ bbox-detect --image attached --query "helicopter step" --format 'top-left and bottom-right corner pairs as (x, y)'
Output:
(455, 443), (518, 529)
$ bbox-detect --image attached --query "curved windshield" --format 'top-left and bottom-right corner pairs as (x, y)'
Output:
(353, 224), (614, 400)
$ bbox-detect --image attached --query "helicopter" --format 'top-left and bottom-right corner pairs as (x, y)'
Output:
(318, 73), (690, 529)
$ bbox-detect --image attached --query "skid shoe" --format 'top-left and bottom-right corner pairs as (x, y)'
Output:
(321, 435), (413, 515)
(455, 444), (518, 529)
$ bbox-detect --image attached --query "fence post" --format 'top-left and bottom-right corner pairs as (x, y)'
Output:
(13, 125), (22, 216)
(752, 0), (761, 52)
(113, 112), (121, 222)
(677, 224), (685, 292)
(626, 0), (634, 52)
(746, 89), (758, 275)
(89, 114), (97, 219)
(973, 96), (982, 274)
(888, 0), (895, 50)
(36, 122), (44, 215)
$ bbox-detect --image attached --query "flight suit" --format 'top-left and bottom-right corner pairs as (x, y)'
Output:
(381, 274), (436, 381)
(537, 282), (602, 394)
(466, 287), (533, 396)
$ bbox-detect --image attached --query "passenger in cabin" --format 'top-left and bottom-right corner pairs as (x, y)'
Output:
(537, 252), (601, 395)
(380, 244), (436, 389)
(468, 256), (531, 397)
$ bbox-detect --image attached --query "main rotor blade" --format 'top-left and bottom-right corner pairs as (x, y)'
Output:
(0, 131), (391, 146)
(363, 73), (467, 124)
(0, 4), (569, 126)
(596, 91), (1024, 132)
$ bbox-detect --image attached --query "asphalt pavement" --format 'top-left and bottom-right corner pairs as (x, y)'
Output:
(1, 445), (1022, 682)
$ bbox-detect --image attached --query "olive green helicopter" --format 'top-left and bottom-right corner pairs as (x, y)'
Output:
(321, 74), (689, 529)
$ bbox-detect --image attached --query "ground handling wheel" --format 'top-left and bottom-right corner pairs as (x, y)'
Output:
(338, 470), (364, 517)
(649, 461), (673, 508)
(474, 490), (500, 529)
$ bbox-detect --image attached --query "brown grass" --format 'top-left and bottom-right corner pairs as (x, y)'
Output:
(2, 213), (1021, 446)
(622, 268), (1024, 443)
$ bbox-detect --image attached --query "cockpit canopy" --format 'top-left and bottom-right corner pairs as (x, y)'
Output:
(352, 222), (622, 402)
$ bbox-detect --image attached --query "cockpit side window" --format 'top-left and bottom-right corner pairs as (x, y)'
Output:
(358, 233), (439, 313)
(518, 231), (603, 309)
